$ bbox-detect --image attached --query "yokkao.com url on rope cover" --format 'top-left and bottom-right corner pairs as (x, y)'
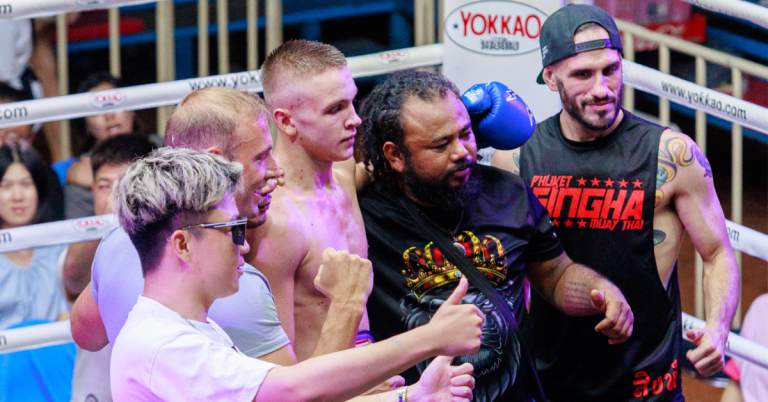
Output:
(188, 72), (262, 91)
(660, 81), (747, 120)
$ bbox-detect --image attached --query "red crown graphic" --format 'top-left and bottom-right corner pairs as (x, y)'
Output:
(401, 231), (509, 300)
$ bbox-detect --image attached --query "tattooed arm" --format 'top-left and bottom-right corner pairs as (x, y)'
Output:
(490, 148), (521, 175)
(527, 253), (634, 344)
(661, 131), (739, 376)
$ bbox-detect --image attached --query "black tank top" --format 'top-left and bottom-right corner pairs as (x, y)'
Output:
(520, 111), (684, 402)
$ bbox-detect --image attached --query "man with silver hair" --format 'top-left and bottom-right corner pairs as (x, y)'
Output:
(110, 147), (482, 402)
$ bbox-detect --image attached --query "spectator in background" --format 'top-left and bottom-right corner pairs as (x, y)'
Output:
(53, 72), (155, 191)
(60, 134), (155, 402)
(0, 143), (68, 330)
(61, 133), (155, 301)
(55, 73), (157, 218)
(720, 294), (768, 402)
(0, 17), (77, 163)
(0, 84), (64, 222)
(0, 80), (65, 221)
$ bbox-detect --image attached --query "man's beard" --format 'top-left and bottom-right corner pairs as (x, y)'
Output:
(402, 155), (481, 211)
(557, 79), (623, 131)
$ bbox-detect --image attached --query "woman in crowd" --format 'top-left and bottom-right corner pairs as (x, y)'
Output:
(54, 72), (157, 218)
(52, 72), (150, 188)
(0, 143), (68, 330)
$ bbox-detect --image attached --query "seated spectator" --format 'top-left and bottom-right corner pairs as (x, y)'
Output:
(53, 72), (157, 190)
(721, 294), (768, 402)
(0, 143), (68, 330)
(0, 85), (64, 222)
(62, 133), (155, 300)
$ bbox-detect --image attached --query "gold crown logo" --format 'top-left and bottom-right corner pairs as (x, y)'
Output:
(401, 231), (509, 300)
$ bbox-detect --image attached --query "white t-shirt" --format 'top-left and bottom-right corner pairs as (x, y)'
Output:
(111, 296), (277, 402)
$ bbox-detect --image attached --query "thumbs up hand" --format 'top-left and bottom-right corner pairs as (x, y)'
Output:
(427, 278), (485, 357)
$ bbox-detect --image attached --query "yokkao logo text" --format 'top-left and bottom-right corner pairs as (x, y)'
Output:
(72, 217), (110, 232)
(89, 91), (126, 109)
(375, 50), (409, 65)
(76, 0), (106, 5)
(445, 1), (546, 56)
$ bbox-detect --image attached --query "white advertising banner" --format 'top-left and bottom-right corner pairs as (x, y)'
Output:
(443, 0), (564, 122)
(0, 44), (444, 129)
(0, 0), (158, 20)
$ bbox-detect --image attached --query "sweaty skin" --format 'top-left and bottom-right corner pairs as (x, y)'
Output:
(250, 65), (371, 362)
(492, 26), (739, 377)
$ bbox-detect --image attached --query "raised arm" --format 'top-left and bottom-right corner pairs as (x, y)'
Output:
(526, 252), (634, 344)
(665, 131), (739, 376)
(308, 248), (371, 357)
(255, 278), (483, 402)
(250, 202), (367, 360)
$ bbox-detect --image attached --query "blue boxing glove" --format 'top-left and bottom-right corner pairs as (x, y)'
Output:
(462, 82), (536, 150)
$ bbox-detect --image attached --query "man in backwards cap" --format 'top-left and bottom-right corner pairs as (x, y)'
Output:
(491, 4), (739, 401)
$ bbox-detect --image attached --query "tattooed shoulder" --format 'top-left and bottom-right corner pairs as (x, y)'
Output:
(653, 229), (666, 246)
(655, 135), (694, 208)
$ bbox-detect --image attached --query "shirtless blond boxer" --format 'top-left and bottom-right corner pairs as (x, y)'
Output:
(254, 40), (372, 362)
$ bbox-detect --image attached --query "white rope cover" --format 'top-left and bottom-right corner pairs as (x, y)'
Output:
(683, 312), (768, 369)
(0, 45), (444, 129)
(11, 214), (764, 261)
(0, 0), (158, 20)
(623, 60), (768, 139)
(0, 320), (73, 355)
(724, 220), (768, 263)
(3, 316), (768, 374)
(681, 0), (768, 31)
(0, 215), (118, 253)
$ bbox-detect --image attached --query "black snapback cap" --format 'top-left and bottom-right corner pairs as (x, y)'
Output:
(536, 4), (622, 84)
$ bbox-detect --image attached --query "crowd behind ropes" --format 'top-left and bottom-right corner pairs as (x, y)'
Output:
(0, 4), (766, 402)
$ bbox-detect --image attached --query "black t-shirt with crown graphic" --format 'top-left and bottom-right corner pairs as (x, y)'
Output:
(360, 165), (563, 402)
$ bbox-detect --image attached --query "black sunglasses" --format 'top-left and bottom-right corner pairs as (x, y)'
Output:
(181, 217), (248, 246)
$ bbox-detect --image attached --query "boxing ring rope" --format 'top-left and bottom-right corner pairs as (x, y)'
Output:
(4, 0), (284, 155)
(0, 44), (445, 129)
(0, 213), (765, 260)
(680, 0), (768, 31)
(0, 0), (158, 19)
